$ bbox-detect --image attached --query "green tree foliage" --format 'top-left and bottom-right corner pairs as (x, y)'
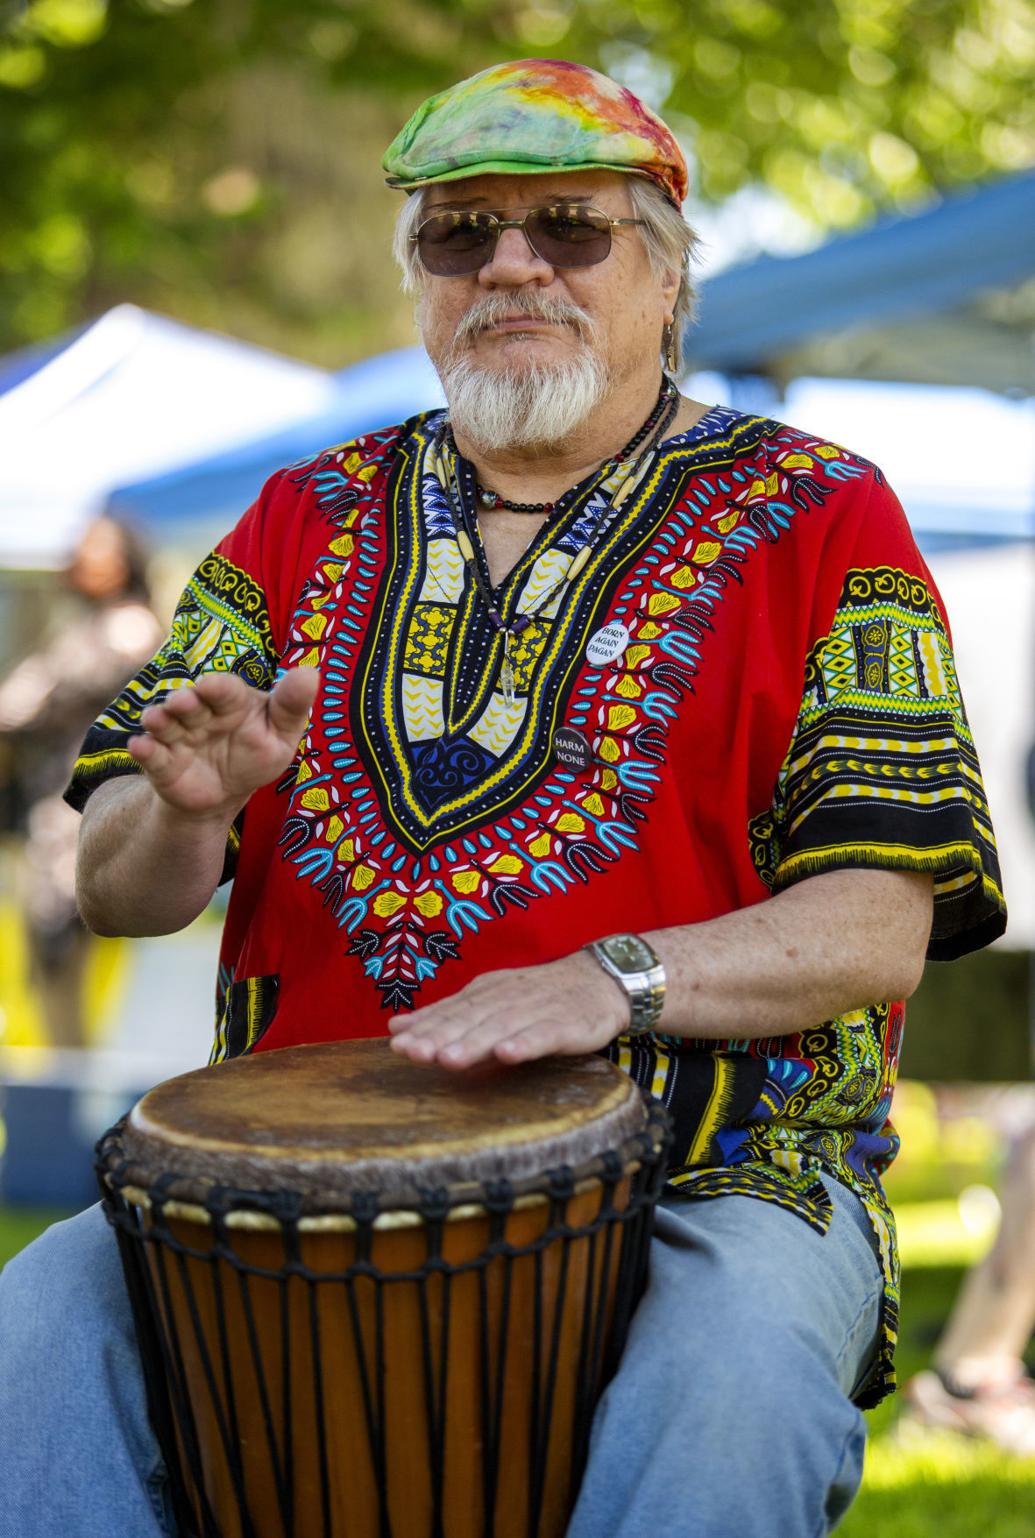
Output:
(1, 0), (1032, 362)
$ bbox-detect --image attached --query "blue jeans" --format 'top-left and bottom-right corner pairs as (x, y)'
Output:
(0, 1176), (882, 1538)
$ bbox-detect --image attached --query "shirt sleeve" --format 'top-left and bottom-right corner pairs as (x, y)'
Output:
(750, 465), (1007, 961)
(64, 513), (279, 820)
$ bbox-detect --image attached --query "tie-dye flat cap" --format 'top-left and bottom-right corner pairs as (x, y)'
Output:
(383, 59), (688, 207)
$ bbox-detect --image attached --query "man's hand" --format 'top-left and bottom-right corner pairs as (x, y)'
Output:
(127, 668), (320, 821)
(387, 950), (629, 1069)
(386, 869), (935, 1068)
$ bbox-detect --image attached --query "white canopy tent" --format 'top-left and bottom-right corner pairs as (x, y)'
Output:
(0, 304), (338, 569)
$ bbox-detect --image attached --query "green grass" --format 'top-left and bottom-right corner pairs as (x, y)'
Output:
(0, 1205), (75, 1268)
(837, 1254), (1035, 1537)
(840, 1439), (1035, 1538)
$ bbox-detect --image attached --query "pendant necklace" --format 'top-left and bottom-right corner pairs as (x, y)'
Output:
(435, 378), (680, 708)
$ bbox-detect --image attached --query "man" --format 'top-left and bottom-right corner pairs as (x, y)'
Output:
(0, 58), (1005, 1538)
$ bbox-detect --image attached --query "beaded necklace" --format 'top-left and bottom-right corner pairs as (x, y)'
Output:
(473, 377), (677, 515)
(435, 378), (680, 707)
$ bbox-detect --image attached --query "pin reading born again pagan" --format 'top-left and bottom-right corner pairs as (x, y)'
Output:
(552, 725), (592, 773)
(586, 622), (630, 668)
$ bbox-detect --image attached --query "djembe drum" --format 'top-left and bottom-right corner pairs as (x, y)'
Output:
(96, 1040), (669, 1538)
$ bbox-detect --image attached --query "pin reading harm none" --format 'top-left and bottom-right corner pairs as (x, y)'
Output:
(552, 726), (592, 773)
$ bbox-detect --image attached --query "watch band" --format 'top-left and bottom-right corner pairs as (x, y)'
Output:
(584, 933), (666, 1037)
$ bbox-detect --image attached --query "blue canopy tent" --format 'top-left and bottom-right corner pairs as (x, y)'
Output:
(108, 346), (445, 541)
(686, 168), (1035, 397)
(107, 172), (1035, 548)
(0, 327), (86, 402)
(685, 169), (1035, 555)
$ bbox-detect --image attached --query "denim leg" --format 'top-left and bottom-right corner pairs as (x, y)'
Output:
(566, 1176), (884, 1538)
(0, 1203), (175, 1538)
(0, 1183), (882, 1538)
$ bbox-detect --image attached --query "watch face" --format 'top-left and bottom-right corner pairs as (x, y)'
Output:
(602, 934), (652, 972)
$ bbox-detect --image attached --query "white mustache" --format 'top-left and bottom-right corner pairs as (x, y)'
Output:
(452, 292), (596, 349)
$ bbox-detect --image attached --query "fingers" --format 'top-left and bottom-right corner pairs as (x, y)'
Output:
(267, 667), (320, 741)
(389, 985), (598, 1070)
(388, 956), (626, 1070)
(390, 1008), (487, 1064)
(391, 1010), (585, 1070)
(136, 669), (314, 747)
(126, 715), (192, 772)
(125, 725), (185, 790)
(138, 686), (207, 744)
(190, 672), (258, 714)
(122, 667), (321, 820)
(126, 731), (160, 765)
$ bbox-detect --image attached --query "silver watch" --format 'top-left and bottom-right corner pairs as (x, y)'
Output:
(584, 933), (666, 1037)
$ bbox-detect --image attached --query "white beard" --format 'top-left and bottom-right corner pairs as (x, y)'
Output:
(426, 290), (611, 453)
(438, 350), (612, 453)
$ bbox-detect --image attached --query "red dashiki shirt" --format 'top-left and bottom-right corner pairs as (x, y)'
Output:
(68, 406), (1006, 1406)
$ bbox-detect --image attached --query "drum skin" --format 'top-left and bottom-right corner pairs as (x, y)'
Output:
(97, 1041), (669, 1538)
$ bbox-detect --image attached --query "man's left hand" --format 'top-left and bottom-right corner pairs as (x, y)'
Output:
(387, 951), (628, 1069)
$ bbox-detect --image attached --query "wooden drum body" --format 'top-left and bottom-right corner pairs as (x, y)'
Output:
(96, 1041), (669, 1538)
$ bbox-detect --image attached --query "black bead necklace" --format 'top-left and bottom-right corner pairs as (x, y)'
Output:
(436, 378), (681, 707)
(471, 376), (678, 515)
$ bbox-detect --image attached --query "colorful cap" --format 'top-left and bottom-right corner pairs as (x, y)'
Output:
(383, 59), (688, 207)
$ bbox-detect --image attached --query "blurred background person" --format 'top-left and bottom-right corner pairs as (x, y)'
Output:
(0, 515), (161, 1049)
(902, 1114), (1035, 1456)
(900, 729), (1035, 1458)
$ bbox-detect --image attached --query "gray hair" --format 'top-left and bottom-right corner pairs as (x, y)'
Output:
(392, 177), (698, 373)
(627, 178), (698, 375)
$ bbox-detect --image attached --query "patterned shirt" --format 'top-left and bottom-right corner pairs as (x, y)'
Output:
(67, 406), (1006, 1407)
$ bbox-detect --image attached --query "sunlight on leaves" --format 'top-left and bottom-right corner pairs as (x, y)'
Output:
(0, 41), (44, 84)
(513, 5), (570, 46)
(20, 0), (106, 46)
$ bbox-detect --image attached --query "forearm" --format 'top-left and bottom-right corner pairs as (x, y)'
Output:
(642, 868), (933, 1040)
(75, 668), (319, 937)
(388, 867), (935, 1070)
(76, 776), (235, 937)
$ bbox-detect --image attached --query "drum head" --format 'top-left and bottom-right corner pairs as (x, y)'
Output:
(112, 1041), (650, 1212)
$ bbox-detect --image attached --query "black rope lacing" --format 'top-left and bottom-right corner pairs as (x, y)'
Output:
(96, 1103), (670, 1538)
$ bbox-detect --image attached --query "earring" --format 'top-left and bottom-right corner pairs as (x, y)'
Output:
(662, 320), (678, 376)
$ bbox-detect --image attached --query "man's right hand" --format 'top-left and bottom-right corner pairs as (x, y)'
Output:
(126, 668), (320, 821)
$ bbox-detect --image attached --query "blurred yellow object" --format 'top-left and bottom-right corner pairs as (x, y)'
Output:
(82, 934), (129, 1048)
(941, 1115), (1000, 1169)
(0, 898), (127, 1050)
(0, 897), (45, 1047)
(887, 1080), (941, 1166)
(896, 1197), (1000, 1269)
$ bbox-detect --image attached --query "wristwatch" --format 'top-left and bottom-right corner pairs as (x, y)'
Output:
(584, 933), (666, 1037)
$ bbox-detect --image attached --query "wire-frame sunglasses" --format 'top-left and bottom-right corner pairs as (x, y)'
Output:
(411, 203), (645, 277)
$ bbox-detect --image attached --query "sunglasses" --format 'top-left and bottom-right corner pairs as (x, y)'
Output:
(412, 203), (645, 277)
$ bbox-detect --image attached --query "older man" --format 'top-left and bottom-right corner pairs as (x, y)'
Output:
(0, 59), (1005, 1538)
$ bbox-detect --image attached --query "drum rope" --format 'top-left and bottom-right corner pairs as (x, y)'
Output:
(96, 1105), (672, 1538)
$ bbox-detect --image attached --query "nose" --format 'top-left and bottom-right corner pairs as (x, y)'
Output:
(477, 222), (554, 287)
